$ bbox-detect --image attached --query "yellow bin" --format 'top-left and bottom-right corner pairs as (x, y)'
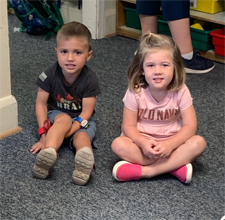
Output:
(190, 0), (225, 14)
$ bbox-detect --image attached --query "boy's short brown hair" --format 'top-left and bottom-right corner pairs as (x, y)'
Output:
(56, 21), (92, 51)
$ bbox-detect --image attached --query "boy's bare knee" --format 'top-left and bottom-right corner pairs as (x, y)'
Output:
(54, 114), (72, 126)
(73, 132), (90, 145)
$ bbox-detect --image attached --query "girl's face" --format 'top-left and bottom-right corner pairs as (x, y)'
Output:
(56, 36), (92, 77)
(142, 50), (174, 92)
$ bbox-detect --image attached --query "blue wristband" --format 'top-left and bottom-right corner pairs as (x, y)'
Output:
(75, 116), (82, 123)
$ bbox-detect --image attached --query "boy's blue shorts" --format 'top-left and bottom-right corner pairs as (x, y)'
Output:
(47, 110), (97, 151)
(136, 0), (190, 21)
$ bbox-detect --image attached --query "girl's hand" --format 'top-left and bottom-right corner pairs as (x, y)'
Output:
(30, 135), (46, 154)
(153, 141), (173, 158)
(141, 139), (160, 158)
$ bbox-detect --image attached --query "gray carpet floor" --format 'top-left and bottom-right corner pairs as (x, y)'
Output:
(0, 13), (224, 220)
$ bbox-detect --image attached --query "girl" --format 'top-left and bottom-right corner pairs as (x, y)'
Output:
(111, 32), (206, 184)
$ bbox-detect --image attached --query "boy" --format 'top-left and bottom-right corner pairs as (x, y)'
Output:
(30, 21), (101, 186)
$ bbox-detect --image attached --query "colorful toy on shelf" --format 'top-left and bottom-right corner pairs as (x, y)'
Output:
(191, 23), (204, 31)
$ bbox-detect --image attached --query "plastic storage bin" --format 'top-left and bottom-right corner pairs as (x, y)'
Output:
(125, 7), (141, 30)
(124, 8), (217, 51)
(158, 17), (171, 36)
(190, 0), (225, 14)
(190, 26), (217, 51)
(158, 16), (216, 51)
(210, 27), (225, 56)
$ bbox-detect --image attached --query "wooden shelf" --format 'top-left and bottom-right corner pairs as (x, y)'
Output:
(117, 25), (141, 40)
(200, 50), (225, 63)
(121, 0), (136, 3)
(117, 0), (225, 64)
(190, 10), (225, 25)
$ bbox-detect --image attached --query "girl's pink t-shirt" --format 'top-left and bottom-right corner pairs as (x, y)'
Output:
(122, 84), (193, 140)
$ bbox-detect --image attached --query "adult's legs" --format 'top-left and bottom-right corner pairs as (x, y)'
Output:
(139, 15), (158, 34)
(136, 0), (214, 73)
(139, 16), (193, 54)
(168, 18), (193, 54)
(137, 0), (160, 34)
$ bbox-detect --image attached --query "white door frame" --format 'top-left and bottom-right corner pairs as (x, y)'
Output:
(82, 0), (105, 39)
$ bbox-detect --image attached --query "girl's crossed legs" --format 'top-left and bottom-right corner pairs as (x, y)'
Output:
(111, 135), (206, 183)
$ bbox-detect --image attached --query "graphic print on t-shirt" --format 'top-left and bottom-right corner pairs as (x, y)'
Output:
(138, 108), (178, 121)
(55, 93), (82, 111)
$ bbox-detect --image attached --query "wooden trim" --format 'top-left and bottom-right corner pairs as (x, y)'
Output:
(117, 0), (126, 31)
(0, 127), (22, 140)
(8, 8), (15, 14)
(117, 25), (141, 40)
(120, 0), (136, 4)
(200, 50), (225, 64)
(105, 32), (117, 38)
(190, 10), (225, 25)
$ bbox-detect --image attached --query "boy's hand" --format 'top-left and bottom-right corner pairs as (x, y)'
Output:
(64, 121), (81, 138)
(30, 135), (46, 154)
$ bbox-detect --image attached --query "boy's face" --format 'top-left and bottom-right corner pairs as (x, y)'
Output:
(55, 36), (92, 77)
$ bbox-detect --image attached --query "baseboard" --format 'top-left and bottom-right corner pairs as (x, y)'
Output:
(0, 126), (22, 140)
(105, 32), (116, 38)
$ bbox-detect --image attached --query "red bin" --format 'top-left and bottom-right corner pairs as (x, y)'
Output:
(210, 28), (225, 57)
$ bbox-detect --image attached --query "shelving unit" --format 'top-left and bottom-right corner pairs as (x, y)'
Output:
(116, 0), (225, 63)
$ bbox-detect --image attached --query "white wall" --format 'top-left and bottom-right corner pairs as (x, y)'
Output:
(104, 0), (116, 37)
(0, 0), (21, 139)
(60, 0), (116, 39)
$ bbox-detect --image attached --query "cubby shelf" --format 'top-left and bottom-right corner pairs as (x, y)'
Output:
(117, 0), (225, 63)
